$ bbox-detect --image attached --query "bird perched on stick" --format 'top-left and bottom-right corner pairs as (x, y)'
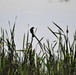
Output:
(30, 27), (41, 42)
(30, 27), (43, 50)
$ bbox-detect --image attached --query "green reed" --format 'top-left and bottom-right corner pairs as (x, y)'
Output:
(0, 21), (76, 75)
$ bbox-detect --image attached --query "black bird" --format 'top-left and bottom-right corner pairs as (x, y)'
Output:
(30, 27), (35, 37)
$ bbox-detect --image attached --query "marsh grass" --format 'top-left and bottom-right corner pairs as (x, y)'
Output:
(0, 21), (76, 75)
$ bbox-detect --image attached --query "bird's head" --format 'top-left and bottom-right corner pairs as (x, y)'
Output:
(30, 27), (34, 32)
(31, 27), (34, 29)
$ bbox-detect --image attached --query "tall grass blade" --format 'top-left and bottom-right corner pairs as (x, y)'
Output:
(22, 34), (25, 50)
(47, 26), (58, 38)
(52, 21), (64, 33)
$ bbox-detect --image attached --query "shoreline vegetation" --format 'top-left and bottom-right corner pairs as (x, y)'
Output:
(0, 21), (76, 75)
